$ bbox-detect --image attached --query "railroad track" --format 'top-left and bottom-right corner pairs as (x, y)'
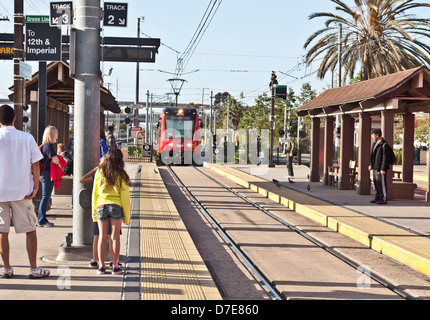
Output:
(167, 165), (417, 300)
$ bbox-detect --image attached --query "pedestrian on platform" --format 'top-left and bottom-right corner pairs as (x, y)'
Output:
(100, 128), (108, 160)
(107, 125), (117, 149)
(38, 125), (59, 227)
(284, 133), (297, 183)
(91, 148), (130, 275)
(57, 143), (66, 157)
(0, 105), (50, 279)
(369, 128), (394, 205)
(81, 165), (122, 270)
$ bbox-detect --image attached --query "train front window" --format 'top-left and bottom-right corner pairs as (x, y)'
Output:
(165, 116), (195, 139)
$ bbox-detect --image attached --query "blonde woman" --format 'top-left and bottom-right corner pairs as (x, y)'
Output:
(38, 125), (59, 227)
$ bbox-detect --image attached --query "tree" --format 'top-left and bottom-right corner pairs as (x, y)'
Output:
(304, 0), (430, 82)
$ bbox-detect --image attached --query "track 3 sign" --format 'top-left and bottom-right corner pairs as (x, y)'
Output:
(103, 2), (128, 27)
(25, 16), (62, 61)
(50, 1), (73, 26)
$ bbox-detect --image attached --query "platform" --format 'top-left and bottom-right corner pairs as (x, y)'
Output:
(138, 163), (222, 300)
(0, 162), (221, 301)
(204, 162), (430, 278)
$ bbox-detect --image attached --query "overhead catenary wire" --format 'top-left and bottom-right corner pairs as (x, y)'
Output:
(174, 0), (223, 79)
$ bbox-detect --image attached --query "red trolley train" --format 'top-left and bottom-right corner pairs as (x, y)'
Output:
(157, 107), (201, 165)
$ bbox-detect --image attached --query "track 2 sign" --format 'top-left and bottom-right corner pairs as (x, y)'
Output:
(103, 2), (128, 27)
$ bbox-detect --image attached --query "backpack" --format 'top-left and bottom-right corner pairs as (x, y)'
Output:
(39, 143), (47, 172)
(62, 151), (73, 175)
(384, 143), (396, 166)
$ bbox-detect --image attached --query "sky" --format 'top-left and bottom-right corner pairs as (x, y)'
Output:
(0, 0), (426, 109)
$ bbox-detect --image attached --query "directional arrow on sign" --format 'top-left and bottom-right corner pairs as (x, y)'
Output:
(103, 2), (128, 27)
(50, 1), (73, 26)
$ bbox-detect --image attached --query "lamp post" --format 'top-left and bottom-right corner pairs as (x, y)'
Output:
(269, 71), (278, 167)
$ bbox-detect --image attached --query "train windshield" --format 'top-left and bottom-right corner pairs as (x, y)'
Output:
(165, 116), (195, 139)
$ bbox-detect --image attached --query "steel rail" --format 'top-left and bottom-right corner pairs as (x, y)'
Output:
(194, 166), (418, 301)
(167, 165), (284, 301)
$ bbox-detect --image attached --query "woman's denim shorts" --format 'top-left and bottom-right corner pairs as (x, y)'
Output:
(96, 204), (124, 222)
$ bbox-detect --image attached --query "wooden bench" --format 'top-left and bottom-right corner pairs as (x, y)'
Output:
(54, 176), (73, 195)
(393, 182), (417, 200)
(392, 170), (402, 181)
(327, 160), (357, 189)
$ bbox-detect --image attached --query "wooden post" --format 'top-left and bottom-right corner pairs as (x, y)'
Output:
(357, 112), (371, 195)
(323, 116), (334, 185)
(310, 117), (320, 182)
(339, 114), (353, 190)
(382, 111), (394, 201)
(402, 113), (414, 183)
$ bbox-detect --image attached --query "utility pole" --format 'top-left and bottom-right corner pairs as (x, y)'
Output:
(13, 0), (24, 130)
(146, 90), (149, 143)
(335, 23), (342, 151)
(134, 17), (141, 128)
(72, 0), (101, 249)
(338, 23), (342, 87)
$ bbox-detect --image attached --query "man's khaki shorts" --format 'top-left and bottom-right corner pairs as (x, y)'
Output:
(0, 199), (37, 233)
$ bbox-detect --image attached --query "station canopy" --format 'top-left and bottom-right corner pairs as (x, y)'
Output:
(297, 66), (430, 117)
(10, 61), (120, 113)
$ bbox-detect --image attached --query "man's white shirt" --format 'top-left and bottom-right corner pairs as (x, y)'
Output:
(0, 126), (43, 202)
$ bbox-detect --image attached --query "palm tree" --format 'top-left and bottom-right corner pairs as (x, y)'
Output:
(304, 0), (430, 82)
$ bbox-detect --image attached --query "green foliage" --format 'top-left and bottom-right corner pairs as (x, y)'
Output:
(215, 82), (317, 148)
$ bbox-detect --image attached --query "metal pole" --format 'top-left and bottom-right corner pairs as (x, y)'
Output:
(149, 93), (153, 145)
(226, 95), (230, 142)
(13, 0), (24, 130)
(37, 61), (47, 144)
(338, 23), (342, 87)
(335, 23), (342, 152)
(72, 0), (101, 248)
(146, 90), (149, 143)
(210, 91), (213, 136)
(269, 85), (275, 167)
(134, 17), (140, 128)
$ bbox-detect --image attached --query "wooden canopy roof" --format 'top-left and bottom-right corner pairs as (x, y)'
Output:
(297, 66), (430, 117)
(10, 61), (120, 113)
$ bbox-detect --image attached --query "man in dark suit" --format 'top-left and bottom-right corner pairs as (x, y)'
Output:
(368, 128), (392, 204)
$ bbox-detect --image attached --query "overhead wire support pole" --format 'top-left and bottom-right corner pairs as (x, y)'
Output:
(134, 17), (142, 128)
(70, 0), (102, 251)
(13, 0), (24, 130)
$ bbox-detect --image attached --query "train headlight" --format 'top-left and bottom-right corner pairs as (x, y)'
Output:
(186, 143), (193, 148)
(178, 109), (184, 115)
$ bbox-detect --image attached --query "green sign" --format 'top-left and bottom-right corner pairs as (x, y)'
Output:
(275, 85), (287, 100)
(26, 16), (50, 23)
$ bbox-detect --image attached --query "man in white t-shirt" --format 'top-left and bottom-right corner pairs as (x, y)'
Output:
(0, 105), (50, 279)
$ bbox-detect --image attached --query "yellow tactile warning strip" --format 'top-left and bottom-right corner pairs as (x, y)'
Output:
(140, 163), (222, 300)
(204, 163), (430, 277)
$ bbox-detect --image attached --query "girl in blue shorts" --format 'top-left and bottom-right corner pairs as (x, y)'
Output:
(91, 148), (130, 275)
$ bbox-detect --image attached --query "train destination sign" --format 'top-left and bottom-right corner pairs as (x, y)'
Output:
(103, 2), (128, 27)
(50, 1), (73, 26)
(26, 16), (62, 61)
(0, 44), (14, 60)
